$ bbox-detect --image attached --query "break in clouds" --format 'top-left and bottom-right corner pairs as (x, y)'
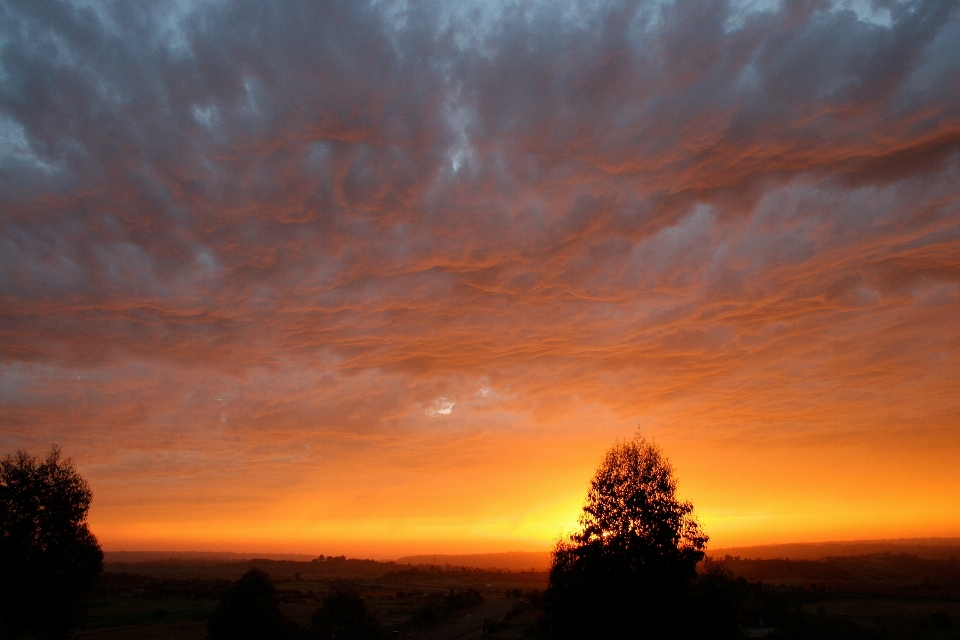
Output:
(0, 0), (958, 545)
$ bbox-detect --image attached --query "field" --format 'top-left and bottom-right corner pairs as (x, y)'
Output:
(76, 550), (960, 639)
(713, 553), (960, 639)
(79, 557), (548, 639)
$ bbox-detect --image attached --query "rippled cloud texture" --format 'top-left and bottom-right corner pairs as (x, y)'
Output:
(1, 0), (959, 554)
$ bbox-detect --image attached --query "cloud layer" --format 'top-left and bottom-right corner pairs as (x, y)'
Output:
(1, 0), (959, 553)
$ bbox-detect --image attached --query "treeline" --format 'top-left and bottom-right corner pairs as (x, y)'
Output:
(105, 556), (404, 581)
(104, 555), (528, 582)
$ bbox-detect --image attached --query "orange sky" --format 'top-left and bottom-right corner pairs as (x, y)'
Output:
(1, 0), (959, 558)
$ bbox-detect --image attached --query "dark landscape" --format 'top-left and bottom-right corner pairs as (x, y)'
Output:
(71, 540), (960, 640)
(82, 555), (545, 639)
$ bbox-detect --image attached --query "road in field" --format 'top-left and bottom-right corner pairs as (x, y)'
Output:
(414, 598), (514, 640)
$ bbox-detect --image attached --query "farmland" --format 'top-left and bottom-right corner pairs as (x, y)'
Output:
(74, 548), (960, 639)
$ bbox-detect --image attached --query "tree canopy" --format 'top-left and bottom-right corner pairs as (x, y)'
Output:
(0, 446), (104, 640)
(545, 434), (716, 639)
(573, 434), (707, 569)
(207, 568), (289, 640)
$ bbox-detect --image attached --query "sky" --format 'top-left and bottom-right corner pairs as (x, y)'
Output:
(1, 0), (959, 558)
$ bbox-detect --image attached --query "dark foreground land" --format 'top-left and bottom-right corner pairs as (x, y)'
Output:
(712, 552), (960, 639)
(78, 550), (960, 639)
(80, 556), (546, 639)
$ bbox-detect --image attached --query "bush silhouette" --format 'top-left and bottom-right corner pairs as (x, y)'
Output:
(309, 582), (381, 640)
(207, 568), (287, 640)
(0, 447), (103, 640)
(544, 434), (737, 639)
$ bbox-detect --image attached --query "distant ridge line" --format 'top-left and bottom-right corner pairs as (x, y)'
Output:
(708, 537), (960, 561)
(395, 551), (553, 571)
(104, 550), (320, 563)
(102, 538), (960, 568)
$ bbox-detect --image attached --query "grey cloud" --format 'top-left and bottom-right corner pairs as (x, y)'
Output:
(0, 0), (957, 373)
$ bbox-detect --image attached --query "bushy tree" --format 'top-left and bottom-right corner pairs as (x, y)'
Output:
(0, 447), (103, 640)
(308, 582), (381, 640)
(545, 434), (732, 639)
(207, 568), (288, 640)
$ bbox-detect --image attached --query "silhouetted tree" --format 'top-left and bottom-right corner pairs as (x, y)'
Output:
(308, 582), (381, 640)
(0, 447), (103, 640)
(207, 568), (288, 640)
(545, 434), (736, 639)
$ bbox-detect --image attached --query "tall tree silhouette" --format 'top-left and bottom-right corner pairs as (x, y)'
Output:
(545, 434), (720, 639)
(207, 568), (288, 640)
(0, 447), (104, 640)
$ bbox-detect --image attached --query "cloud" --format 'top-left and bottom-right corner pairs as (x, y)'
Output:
(427, 398), (455, 416)
(0, 0), (958, 551)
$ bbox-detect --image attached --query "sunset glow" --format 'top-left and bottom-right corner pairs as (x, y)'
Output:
(1, 0), (958, 557)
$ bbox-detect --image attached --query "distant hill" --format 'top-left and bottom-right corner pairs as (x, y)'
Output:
(103, 537), (960, 571)
(397, 539), (959, 571)
(104, 550), (318, 563)
(102, 554), (401, 580)
(708, 538), (960, 561)
(395, 551), (552, 572)
(712, 552), (960, 599)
